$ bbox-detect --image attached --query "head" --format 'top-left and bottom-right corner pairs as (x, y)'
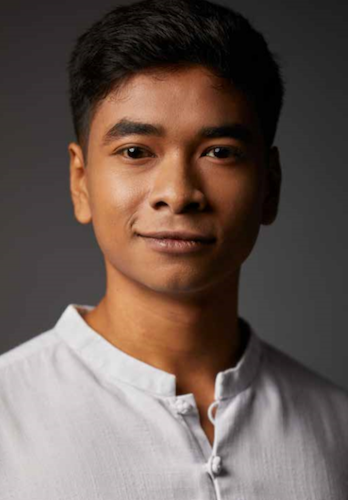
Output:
(68, 0), (284, 158)
(68, 0), (285, 298)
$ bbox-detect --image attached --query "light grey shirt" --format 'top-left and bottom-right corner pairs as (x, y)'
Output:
(0, 303), (347, 499)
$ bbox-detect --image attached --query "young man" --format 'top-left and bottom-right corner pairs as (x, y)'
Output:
(0, 0), (347, 498)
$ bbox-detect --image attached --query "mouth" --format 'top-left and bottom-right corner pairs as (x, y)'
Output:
(137, 233), (216, 254)
(137, 231), (216, 243)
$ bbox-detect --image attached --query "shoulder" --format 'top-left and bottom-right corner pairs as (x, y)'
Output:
(0, 327), (60, 378)
(0, 324), (75, 415)
(261, 338), (348, 394)
(259, 338), (348, 431)
(0, 328), (60, 448)
(0, 328), (61, 404)
(254, 337), (348, 486)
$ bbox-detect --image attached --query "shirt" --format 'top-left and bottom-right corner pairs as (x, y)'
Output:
(0, 303), (347, 500)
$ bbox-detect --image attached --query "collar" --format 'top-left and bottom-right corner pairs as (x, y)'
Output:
(54, 303), (263, 400)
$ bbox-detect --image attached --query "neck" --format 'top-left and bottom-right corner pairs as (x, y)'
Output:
(83, 266), (246, 397)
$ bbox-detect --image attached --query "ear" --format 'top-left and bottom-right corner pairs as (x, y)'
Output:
(68, 142), (92, 225)
(261, 146), (282, 226)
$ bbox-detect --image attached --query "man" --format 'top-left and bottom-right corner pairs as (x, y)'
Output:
(0, 0), (347, 498)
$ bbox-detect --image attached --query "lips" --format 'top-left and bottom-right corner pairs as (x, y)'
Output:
(138, 233), (216, 254)
(138, 231), (216, 243)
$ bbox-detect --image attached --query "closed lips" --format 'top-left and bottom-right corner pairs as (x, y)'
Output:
(138, 232), (216, 242)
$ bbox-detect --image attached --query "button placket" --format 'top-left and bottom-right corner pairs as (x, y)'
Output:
(169, 396), (214, 461)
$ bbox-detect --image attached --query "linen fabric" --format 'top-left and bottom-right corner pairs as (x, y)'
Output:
(0, 303), (347, 499)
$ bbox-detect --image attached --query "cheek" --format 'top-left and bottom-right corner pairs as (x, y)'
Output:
(218, 166), (263, 223)
(218, 171), (264, 261)
(87, 170), (140, 254)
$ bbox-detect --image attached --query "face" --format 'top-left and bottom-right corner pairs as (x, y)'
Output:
(69, 65), (281, 297)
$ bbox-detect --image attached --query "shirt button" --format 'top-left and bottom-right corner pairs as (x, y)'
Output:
(209, 455), (223, 476)
(174, 399), (193, 415)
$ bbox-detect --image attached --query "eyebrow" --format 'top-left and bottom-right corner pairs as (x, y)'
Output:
(102, 118), (254, 146)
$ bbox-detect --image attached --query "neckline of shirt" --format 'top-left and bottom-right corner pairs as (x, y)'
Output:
(54, 303), (263, 400)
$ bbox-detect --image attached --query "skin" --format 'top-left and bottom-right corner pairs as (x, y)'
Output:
(68, 64), (282, 445)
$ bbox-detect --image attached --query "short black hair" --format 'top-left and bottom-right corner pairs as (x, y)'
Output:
(68, 0), (285, 157)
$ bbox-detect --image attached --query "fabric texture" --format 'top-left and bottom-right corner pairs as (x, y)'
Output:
(0, 303), (347, 499)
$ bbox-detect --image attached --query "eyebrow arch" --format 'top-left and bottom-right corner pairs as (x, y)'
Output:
(102, 118), (254, 146)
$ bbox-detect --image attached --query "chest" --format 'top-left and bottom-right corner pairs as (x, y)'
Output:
(2, 387), (346, 500)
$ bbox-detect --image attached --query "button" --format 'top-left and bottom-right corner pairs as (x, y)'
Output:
(174, 399), (193, 415)
(208, 455), (222, 476)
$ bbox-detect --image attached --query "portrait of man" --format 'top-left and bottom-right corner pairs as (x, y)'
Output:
(0, 0), (347, 497)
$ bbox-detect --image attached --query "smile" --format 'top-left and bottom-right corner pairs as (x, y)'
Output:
(138, 235), (216, 254)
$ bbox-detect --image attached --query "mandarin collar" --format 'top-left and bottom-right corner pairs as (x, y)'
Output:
(54, 303), (263, 400)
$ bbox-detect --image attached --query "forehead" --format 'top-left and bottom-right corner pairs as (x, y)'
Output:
(90, 65), (262, 142)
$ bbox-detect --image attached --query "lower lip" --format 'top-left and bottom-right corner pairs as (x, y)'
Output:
(139, 236), (215, 254)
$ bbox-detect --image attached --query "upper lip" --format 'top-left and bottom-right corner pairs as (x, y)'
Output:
(138, 231), (216, 242)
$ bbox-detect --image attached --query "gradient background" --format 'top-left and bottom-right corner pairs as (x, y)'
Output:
(1, 0), (347, 391)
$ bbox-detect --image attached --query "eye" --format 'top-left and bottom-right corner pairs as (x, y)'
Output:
(115, 146), (154, 159)
(204, 146), (245, 160)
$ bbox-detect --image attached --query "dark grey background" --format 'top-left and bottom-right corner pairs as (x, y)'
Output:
(1, 0), (347, 390)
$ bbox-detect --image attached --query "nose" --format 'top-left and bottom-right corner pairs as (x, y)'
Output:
(148, 152), (208, 214)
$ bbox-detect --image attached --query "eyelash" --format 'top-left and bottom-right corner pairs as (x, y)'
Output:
(114, 145), (245, 161)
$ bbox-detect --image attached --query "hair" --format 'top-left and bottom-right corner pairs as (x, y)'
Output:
(68, 0), (285, 158)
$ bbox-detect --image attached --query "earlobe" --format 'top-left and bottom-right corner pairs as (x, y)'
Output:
(261, 146), (282, 226)
(68, 142), (92, 225)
